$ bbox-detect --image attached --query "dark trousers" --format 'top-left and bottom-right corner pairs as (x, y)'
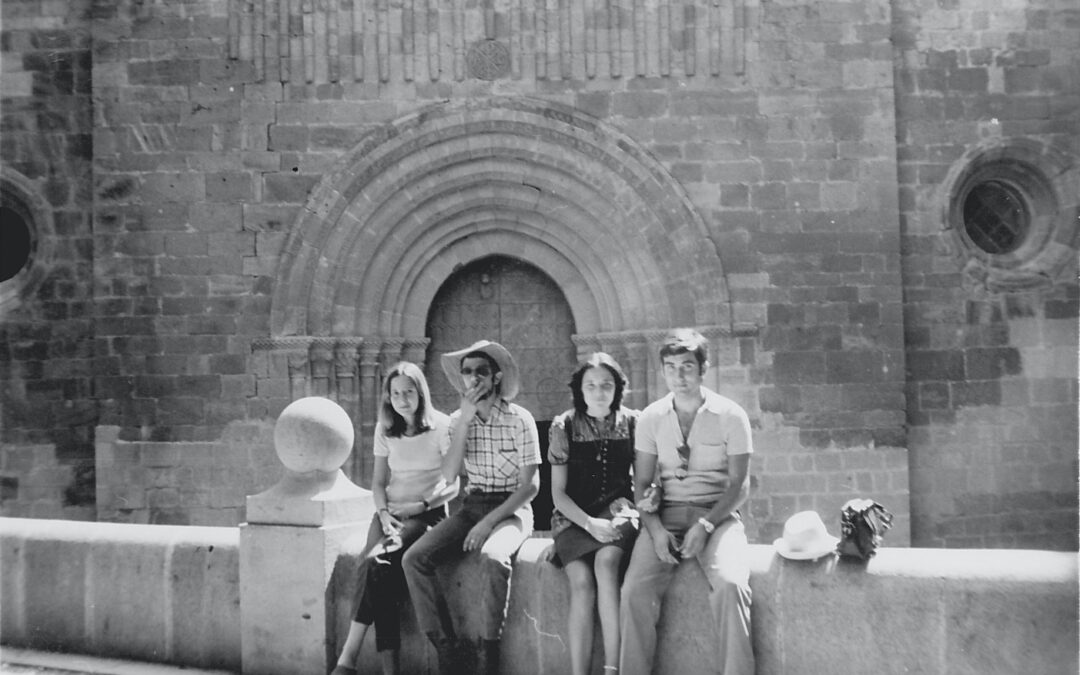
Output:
(353, 508), (443, 651)
(402, 492), (533, 642)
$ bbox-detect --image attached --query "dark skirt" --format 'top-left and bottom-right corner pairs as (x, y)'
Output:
(552, 514), (636, 566)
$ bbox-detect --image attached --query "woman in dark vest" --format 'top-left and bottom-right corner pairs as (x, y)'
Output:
(546, 352), (640, 675)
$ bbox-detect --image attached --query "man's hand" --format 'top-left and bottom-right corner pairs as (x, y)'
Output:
(648, 524), (680, 564)
(459, 380), (490, 419)
(636, 483), (662, 514)
(463, 518), (495, 552)
(679, 522), (709, 558)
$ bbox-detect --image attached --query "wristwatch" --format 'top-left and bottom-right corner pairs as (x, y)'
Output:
(697, 517), (716, 534)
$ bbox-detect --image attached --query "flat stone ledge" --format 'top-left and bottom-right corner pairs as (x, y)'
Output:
(331, 538), (1078, 675)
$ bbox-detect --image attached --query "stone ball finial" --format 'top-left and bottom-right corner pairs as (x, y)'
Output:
(273, 397), (355, 474)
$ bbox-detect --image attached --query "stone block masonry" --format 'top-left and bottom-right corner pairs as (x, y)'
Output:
(0, 0), (1075, 553)
(0, 0), (97, 522)
(894, 0), (1079, 549)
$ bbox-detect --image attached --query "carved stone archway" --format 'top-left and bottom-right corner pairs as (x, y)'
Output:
(271, 97), (731, 339)
(262, 97), (739, 481)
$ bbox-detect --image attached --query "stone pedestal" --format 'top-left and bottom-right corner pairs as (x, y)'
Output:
(240, 397), (373, 675)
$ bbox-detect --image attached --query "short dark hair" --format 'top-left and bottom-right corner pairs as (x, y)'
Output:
(569, 352), (628, 416)
(659, 328), (709, 371)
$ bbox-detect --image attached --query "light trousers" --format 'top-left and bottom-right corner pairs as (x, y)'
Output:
(619, 505), (754, 675)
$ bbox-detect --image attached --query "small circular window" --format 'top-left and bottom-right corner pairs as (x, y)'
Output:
(1, 167), (55, 313)
(1, 205), (33, 282)
(943, 140), (1079, 292)
(962, 180), (1029, 255)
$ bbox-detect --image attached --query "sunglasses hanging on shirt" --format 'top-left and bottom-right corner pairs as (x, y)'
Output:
(674, 443), (690, 479)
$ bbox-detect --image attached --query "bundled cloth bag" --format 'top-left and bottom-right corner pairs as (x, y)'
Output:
(837, 498), (893, 560)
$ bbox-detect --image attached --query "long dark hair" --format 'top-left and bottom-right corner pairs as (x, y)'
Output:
(379, 362), (437, 437)
(569, 352), (628, 416)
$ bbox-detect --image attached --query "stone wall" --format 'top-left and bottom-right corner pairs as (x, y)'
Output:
(0, 0), (1076, 549)
(893, 0), (1079, 548)
(0, 0), (96, 521)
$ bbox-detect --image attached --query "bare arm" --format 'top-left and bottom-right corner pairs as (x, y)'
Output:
(680, 453), (750, 558)
(634, 452), (679, 563)
(441, 379), (489, 480)
(422, 420), (463, 510)
(371, 455), (399, 534)
(704, 452), (750, 524)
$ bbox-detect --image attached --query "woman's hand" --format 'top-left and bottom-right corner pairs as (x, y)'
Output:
(378, 509), (403, 537)
(538, 543), (557, 563)
(585, 517), (619, 543)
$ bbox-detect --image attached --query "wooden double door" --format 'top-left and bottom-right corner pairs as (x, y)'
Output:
(425, 255), (577, 529)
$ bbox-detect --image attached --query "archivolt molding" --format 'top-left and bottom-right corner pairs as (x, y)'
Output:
(270, 97), (731, 340)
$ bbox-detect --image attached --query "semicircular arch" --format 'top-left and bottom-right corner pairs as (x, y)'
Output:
(270, 97), (731, 340)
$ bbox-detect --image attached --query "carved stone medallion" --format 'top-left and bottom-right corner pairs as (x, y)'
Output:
(466, 39), (511, 80)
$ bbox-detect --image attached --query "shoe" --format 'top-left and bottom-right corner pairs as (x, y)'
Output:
(330, 666), (358, 675)
(477, 638), (500, 675)
(433, 637), (462, 675)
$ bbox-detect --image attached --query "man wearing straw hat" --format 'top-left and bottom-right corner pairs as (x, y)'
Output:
(402, 340), (541, 675)
(619, 328), (755, 675)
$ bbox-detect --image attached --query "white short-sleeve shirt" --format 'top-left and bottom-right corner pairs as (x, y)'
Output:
(374, 410), (451, 503)
(635, 387), (752, 505)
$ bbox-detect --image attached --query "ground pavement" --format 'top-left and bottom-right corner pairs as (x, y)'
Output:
(0, 649), (234, 675)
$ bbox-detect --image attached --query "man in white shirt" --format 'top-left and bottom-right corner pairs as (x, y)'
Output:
(619, 328), (755, 675)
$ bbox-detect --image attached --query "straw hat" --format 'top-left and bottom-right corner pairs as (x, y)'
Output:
(440, 340), (521, 401)
(773, 511), (840, 560)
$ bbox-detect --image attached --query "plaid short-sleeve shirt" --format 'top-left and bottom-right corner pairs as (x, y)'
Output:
(451, 398), (542, 493)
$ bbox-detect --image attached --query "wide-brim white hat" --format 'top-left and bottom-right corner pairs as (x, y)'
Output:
(440, 340), (521, 401)
(773, 510), (840, 561)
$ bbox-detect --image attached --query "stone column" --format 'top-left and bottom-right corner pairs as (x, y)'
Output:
(287, 347), (310, 400)
(309, 340), (334, 397)
(357, 342), (383, 487)
(334, 340), (362, 483)
(626, 338), (650, 411)
(240, 396), (373, 675)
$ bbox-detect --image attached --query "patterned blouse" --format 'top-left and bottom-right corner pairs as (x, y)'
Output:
(547, 406), (638, 535)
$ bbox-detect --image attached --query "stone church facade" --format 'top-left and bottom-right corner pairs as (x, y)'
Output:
(1, 0), (1076, 549)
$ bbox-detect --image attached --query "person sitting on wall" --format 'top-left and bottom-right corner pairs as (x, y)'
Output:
(545, 352), (640, 675)
(619, 328), (756, 675)
(402, 340), (541, 675)
(331, 361), (460, 675)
